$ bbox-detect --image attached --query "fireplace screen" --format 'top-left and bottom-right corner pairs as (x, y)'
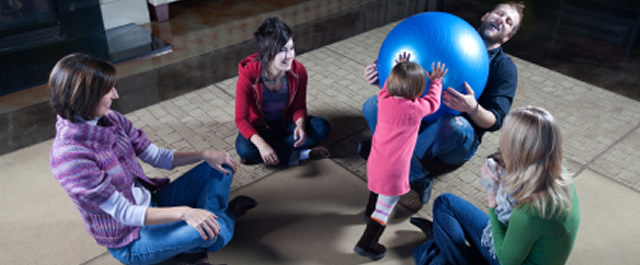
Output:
(0, 0), (57, 36)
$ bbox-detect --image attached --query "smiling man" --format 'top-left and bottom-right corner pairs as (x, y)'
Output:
(361, 2), (525, 205)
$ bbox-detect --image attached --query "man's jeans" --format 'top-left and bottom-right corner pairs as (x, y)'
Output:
(362, 95), (479, 202)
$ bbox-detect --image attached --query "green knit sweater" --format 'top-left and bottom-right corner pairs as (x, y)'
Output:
(489, 184), (580, 265)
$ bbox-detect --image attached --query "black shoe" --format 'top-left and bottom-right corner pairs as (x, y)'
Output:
(354, 219), (387, 261)
(410, 217), (434, 239)
(357, 140), (372, 160)
(410, 178), (433, 204)
(173, 252), (210, 265)
(228, 195), (257, 218)
(363, 192), (378, 222)
(419, 157), (464, 177)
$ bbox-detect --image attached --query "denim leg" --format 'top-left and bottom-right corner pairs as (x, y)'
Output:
(284, 116), (331, 149)
(409, 155), (433, 204)
(428, 193), (499, 265)
(235, 128), (292, 166)
(409, 116), (479, 203)
(235, 133), (263, 164)
(362, 95), (379, 134)
(108, 163), (235, 265)
(414, 116), (478, 165)
(413, 239), (448, 265)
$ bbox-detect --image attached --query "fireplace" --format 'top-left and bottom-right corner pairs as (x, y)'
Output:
(0, 0), (171, 96)
(0, 0), (58, 39)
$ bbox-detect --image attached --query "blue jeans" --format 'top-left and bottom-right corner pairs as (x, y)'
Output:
(413, 193), (499, 265)
(362, 96), (479, 201)
(108, 163), (235, 265)
(235, 116), (330, 166)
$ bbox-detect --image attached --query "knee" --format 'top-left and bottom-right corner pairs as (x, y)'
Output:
(310, 117), (331, 139)
(235, 135), (257, 158)
(433, 193), (457, 210)
(438, 116), (474, 144)
(362, 95), (378, 114)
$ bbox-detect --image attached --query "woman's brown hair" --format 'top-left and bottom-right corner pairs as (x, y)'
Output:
(254, 17), (293, 76)
(386, 62), (426, 100)
(48, 53), (116, 122)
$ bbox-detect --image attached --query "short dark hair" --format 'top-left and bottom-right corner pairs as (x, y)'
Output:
(500, 2), (525, 37)
(386, 62), (426, 100)
(48, 53), (116, 122)
(254, 17), (293, 75)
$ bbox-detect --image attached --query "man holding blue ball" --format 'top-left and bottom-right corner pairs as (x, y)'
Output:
(360, 2), (525, 205)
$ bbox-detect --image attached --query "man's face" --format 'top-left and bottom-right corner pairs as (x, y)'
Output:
(479, 4), (521, 45)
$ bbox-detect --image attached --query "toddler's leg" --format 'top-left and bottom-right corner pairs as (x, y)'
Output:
(354, 194), (399, 261)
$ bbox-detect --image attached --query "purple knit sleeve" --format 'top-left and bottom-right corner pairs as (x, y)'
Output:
(50, 144), (117, 207)
(109, 111), (151, 155)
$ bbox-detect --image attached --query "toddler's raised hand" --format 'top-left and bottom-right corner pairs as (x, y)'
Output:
(426, 62), (447, 81)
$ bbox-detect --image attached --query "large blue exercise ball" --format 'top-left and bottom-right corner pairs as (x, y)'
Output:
(377, 12), (489, 122)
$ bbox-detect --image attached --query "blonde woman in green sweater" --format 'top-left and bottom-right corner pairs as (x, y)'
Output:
(413, 106), (580, 265)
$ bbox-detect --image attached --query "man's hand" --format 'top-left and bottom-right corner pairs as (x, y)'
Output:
(442, 82), (477, 113)
(363, 59), (379, 85)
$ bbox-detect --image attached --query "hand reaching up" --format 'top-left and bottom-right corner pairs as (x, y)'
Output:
(426, 62), (448, 81)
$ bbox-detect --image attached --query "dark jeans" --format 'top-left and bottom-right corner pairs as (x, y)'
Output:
(235, 116), (330, 166)
(413, 193), (499, 265)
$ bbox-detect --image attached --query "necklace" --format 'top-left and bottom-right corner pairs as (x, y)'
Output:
(262, 72), (287, 92)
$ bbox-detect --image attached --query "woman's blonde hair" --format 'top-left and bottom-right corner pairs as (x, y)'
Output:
(499, 106), (572, 219)
(386, 62), (426, 99)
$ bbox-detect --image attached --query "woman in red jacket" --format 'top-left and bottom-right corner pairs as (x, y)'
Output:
(235, 17), (330, 166)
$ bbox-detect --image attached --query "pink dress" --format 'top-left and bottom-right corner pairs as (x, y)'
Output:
(367, 80), (442, 196)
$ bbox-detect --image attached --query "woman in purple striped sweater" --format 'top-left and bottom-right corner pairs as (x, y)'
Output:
(48, 53), (256, 265)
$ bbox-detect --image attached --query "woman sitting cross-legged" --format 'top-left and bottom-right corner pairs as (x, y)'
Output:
(235, 17), (331, 167)
(48, 53), (257, 265)
(412, 106), (580, 265)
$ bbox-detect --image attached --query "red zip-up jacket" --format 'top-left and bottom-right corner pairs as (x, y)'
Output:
(235, 53), (308, 139)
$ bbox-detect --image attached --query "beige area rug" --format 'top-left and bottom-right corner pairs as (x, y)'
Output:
(214, 159), (427, 265)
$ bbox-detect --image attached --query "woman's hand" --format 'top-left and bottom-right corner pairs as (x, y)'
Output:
(257, 142), (279, 165)
(202, 150), (236, 175)
(426, 62), (448, 81)
(481, 157), (502, 208)
(181, 207), (220, 240)
(293, 126), (307, 147)
(363, 59), (379, 85)
(488, 191), (498, 208)
(443, 82), (477, 114)
(250, 135), (279, 165)
(293, 118), (307, 147)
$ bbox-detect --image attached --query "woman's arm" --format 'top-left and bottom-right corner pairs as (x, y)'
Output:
(138, 143), (175, 170)
(172, 150), (236, 175)
(145, 206), (220, 240)
(292, 117), (306, 147)
(235, 75), (260, 140)
(289, 61), (308, 123)
(491, 208), (540, 265)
